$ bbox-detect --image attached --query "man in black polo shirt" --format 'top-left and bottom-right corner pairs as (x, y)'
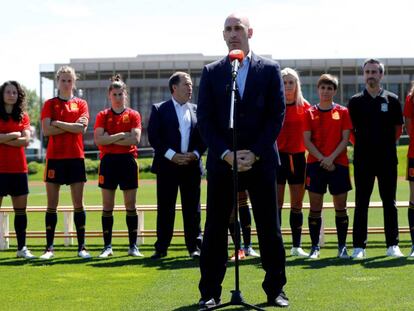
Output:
(349, 58), (404, 259)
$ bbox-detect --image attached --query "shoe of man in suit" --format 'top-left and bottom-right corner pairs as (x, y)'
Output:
(151, 251), (167, 259)
(267, 290), (289, 308)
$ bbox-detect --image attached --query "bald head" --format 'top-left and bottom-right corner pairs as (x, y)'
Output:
(224, 13), (250, 28)
(223, 13), (253, 55)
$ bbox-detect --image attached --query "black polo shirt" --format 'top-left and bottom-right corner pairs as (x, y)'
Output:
(348, 88), (403, 166)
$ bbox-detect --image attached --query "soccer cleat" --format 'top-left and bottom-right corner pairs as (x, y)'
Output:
(128, 245), (144, 257)
(409, 246), (414, 258)
(98, 246), (113, 258)
(386, 245), (404, 257)
(78, 247), (92, 259)
(337, 246), (350, 259)
(244, 246), (260, 257)
(308, 247), (320, 259)
(351, 247), (366, 259)
(230, 249), (246, 261)
(16, 246), (36, 259)
(40, 248), (54, 260)
(291, 247), (309, 257)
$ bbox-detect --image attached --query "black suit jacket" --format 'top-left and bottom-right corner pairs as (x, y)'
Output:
(197, 52), (285, 173)
(147, 99), (206, 174)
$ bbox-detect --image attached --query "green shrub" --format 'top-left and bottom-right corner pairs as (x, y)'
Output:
(84, 158), (99, 175)
(27, 161), (43, 175)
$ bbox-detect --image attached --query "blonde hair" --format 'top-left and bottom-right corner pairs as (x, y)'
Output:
(281, 67), (305, 107)
(56, 65), (77, 82)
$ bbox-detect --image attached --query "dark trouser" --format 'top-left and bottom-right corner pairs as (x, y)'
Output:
(154, 165), (202, 254)
(353, 162), (399, 248)
(199, 166), (286, 300)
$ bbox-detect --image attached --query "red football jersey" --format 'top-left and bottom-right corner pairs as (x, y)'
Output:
(41, 97), (89, 159)
(403, 95), (414, 158)
(277, 100), (311, 153)
(94, 108), (141, 159)
(304, 104), (352, 166)
(0, 113), (30, 173)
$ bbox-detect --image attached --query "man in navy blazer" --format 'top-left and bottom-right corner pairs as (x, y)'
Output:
(148, 72), (206, 259)
(197, 14), (288, 308)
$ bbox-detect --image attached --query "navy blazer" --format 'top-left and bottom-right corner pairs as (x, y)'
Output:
(147, 99), (206, 174)
(197, 52), (285, 173)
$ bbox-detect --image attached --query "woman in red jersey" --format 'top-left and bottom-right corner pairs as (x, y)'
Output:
(0, 81), (35, 259)
(40, 66), (91, 260)
(277, 68), (311, 257)
(303, 74), (352, 259)
(403, 81), (414, 257)
(94, 75), (143, 258)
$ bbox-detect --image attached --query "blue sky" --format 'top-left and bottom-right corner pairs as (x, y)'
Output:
(0, 0), (411, 93)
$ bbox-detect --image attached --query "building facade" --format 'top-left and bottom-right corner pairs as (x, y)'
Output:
(39, 54), (414, 150)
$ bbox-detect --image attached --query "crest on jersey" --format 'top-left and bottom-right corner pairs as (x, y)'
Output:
(332, 111), (340, 120)
(122, 114), (130, 123)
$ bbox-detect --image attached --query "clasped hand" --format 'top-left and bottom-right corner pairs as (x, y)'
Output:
(224, 150), (256, 172)
(172, 152), (197, 165)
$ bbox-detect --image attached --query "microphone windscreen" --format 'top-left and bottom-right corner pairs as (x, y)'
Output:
(229, 49), (245, 63)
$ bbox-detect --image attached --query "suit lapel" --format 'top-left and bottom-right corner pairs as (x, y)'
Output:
(242, 53), (261, 103)
(166, 99), (180, 131)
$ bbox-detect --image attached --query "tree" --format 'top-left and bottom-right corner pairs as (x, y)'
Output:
(22, 86), (41, 137)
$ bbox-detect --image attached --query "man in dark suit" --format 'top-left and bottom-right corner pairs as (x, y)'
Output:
(148, 71), (206, 259)
(197, 13), (288, 308)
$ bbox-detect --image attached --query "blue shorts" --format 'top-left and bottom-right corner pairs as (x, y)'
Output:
(0, 173), (29, 197)
(98, 153), (138, 190)
(305, 162), (352, 195)
(45, 158), (86, 185)
(277, 152), (306, 185)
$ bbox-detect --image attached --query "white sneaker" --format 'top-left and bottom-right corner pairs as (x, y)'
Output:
(337, 246), (350, 259)
(40, 248), (54, 260)
(291, 247), (309, 257)
(128, 246), (144, 257)
(308, 247), (320, 259)
(386, 245), (404, 257)
(98, 246), (113, 258)
(409, 247), (414, 258)
(78, 248), (92, 259)
(351, 247), (366, 259)
(244, 246), (260, 257)
(16, 246), (36, 259)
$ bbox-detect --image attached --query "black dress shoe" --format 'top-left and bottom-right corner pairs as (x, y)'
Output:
(151, 251), (167, 259)
(267, 291), (289, 308)
(198, 297), (221, 309)
(189, 250), (201, 259)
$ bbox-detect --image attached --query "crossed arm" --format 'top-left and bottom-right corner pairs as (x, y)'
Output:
(0, 129), (31, 147)
(42, 116), (88, 136)
(94, 127), (141, 146)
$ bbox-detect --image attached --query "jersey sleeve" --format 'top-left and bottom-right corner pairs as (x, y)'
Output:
(79, 100), (89, 119)
(341, 108), (353, 131)
(94, 110), (106, 129)
(41, 99), (53, 120)
(404, 95), (413, 118)
(130, 110), (142, 129)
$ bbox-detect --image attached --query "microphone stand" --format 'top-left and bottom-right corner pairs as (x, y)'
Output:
(203, 60), (264, 311)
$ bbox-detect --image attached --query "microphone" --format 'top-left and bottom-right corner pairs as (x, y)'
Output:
(229, 49), (245, 78)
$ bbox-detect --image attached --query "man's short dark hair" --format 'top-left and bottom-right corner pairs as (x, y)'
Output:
(168, 72), (190, 94)
(363, 58), (385, 74)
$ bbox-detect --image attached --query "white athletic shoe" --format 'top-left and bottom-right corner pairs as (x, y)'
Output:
(337, 246), (350, 259)
(128, 246), (144, 257)
(40, 248), (54, 260)
(291, 247), (309, 257)
(244, 246), (260, 257)
(16, 246), (36, 259)
(386, 245), (404, 257)
(308, 247), (320, 259)
(409, 246), (414, 258)
(78, 248), (92, 259)
(98, 246), (113, 258)
(351, 248), (366, 259)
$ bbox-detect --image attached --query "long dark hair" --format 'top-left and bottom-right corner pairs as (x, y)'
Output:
(0, 80), (26, 122)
